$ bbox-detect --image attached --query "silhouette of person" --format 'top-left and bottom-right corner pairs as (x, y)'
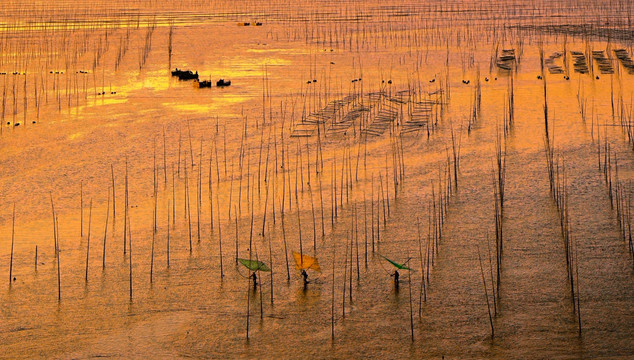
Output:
(391, 270), (400, 284)
(251, 272), (257, 289)
(301, 270), (309, 286)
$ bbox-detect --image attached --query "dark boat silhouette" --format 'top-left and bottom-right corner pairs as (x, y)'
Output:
(216, 79), (231, 87)
(197, 80), (212, 88)
(171, 68), (199, 81)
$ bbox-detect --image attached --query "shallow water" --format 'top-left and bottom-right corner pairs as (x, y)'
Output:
(0, 0), (633, 358)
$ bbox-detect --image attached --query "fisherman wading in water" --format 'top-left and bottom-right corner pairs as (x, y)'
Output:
(391, 270), (400, 287)
(301, 270), (309, 287)
(251, 272), (258, 289)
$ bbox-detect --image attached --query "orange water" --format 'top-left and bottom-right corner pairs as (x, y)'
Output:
(0, 0), (633, 358)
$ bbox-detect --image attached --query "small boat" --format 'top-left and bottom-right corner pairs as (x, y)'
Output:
(171, 68), (199, 81)
(196, 80), (212, 88)
(216, 79), (231, 87)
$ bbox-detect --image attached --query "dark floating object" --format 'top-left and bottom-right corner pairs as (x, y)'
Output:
(171, 68), (199, 81)
(32, 121), (36, 124)
(494, 77), (498, 80)
(14, 123), (20, 127)
(484, 77), (489, 81)
(387, 80), (392, 84)
(197, 80), (212, 88)
(462, 80), (470, 84)
(216, 79), (231, 87)
(306, 80), (312, 84)
(564, 75), (570, 80)
(429, 78), (436, 83)
(312, 79), (317, 83)
(537, 75), (543, 79)
(595, 75), (600, 79)
(330, 61), (335, 64)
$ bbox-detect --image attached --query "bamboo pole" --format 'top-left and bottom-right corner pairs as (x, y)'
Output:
(478, 244), (494, 338)
(102, 187), (110, 268)
(80, 180), (83, 238)
(408, 254), (415, 342)
(128, 213), (133, 301)
(111, 164), (116, 235)
(9, 203), (15, 285)
(56, 215), (61, 302)
(85, 199), (92, 282)
(331, 243), (336, 339)
(167, 199), (171, 268)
